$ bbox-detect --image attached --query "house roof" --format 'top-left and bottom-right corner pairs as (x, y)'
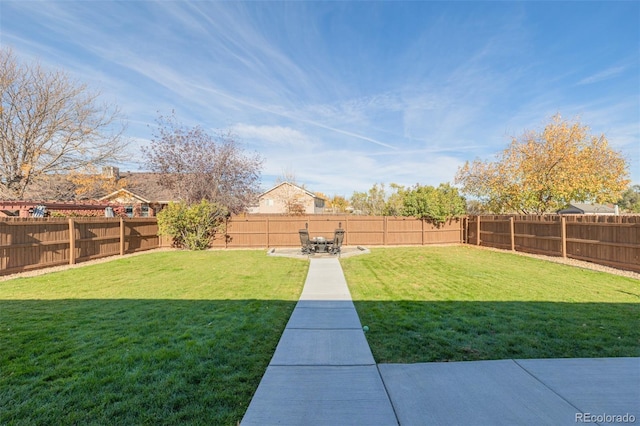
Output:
(14, 171), (178, 204)
(117, 172), (177, 203)
(16, 173), (77, 201)
(259, 182), (324, 200)
(557, 202), (616, 214)
(99, 188), (151, 204)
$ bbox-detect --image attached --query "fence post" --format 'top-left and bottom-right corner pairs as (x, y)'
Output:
(383, 216), (388, 246)
(345, 216), (349, 245)
(510, 217), (515, 251)
(68, 218), (76, 265)
(476, 216), (481, 246)
(561, 216), (567, 258)
(265, 215), (269, 249)
(421, 218), (425, 246)
(462, 217), (467, 244)
(119, 217), (125, 256)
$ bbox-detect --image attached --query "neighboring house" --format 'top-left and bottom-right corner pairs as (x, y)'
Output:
(1, 167), (179, 218)
(251, 182), (325, 214)
(99, 169), (177, 217)
(557, 202), (618, 215)
(99, 189), (154, 217)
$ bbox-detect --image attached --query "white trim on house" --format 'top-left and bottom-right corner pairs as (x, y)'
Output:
(99, 188), (151, 204)
(258, 182), (324, 200)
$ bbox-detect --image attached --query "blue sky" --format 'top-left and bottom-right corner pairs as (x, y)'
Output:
(1, 1), (638, 197)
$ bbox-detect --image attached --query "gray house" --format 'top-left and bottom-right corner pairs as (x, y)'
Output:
(557, 202), (618, 215)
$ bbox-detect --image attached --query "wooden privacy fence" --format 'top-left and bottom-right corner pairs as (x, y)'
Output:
(0, 218), (159, 276)
(1, 215), (463, 276)
(467, 215), (640, 273)
(212, 215), (464, 248)
(2, 214), (638, 276)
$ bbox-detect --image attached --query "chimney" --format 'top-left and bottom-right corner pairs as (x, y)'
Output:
(102, 166), (120, 180)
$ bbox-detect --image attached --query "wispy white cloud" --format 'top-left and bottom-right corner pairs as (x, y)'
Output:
(233, 124), (314, 150)
(577, 66), (627, 86)
(188, 84), (398, 149)
(1, 0), (638, 193)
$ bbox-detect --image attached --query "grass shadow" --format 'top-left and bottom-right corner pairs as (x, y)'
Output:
(354, 300), (640, 363)
(2, 299), (638, 424)
(0, 299), (296, 425)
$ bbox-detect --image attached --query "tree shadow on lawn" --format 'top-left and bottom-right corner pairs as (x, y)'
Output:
(0, 299), (296, 426)
(354, 300), (640, 364)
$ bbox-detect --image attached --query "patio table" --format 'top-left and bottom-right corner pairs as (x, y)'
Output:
(311, 236), (333, 253)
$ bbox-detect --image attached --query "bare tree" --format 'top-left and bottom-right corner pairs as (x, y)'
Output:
(0, 47), (126, 199)
(274, 168), (302, 187)
(142, 112), (263, 213)
(273, 170), (307, 215)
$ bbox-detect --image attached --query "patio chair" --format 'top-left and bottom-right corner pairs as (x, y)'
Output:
(299, 229), (314, 255)
(330, 229), (345, 255)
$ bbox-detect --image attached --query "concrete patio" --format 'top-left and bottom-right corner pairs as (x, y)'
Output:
(267, 245), (371, 260)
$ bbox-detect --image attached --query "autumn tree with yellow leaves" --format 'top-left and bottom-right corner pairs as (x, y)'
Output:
(68, 166), (127, 199)
(455, 115), (629, 214)
(328, 195), (349, 213)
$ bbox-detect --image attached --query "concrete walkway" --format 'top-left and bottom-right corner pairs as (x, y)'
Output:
(242, 258), (640, 425)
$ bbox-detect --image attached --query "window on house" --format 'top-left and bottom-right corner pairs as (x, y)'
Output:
(125, 205), (134, 218)
(140, 204), (149, 217)
(265, 199), (274, 206)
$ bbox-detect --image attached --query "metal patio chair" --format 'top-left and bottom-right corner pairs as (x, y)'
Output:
(330, 229), (345, 255)
(299, 229), (314, 255)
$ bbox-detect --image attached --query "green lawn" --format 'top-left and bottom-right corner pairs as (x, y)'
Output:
(341, 246), (640, 363)
(0, 250), (308, 426)
(3, 246), (639, 424)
